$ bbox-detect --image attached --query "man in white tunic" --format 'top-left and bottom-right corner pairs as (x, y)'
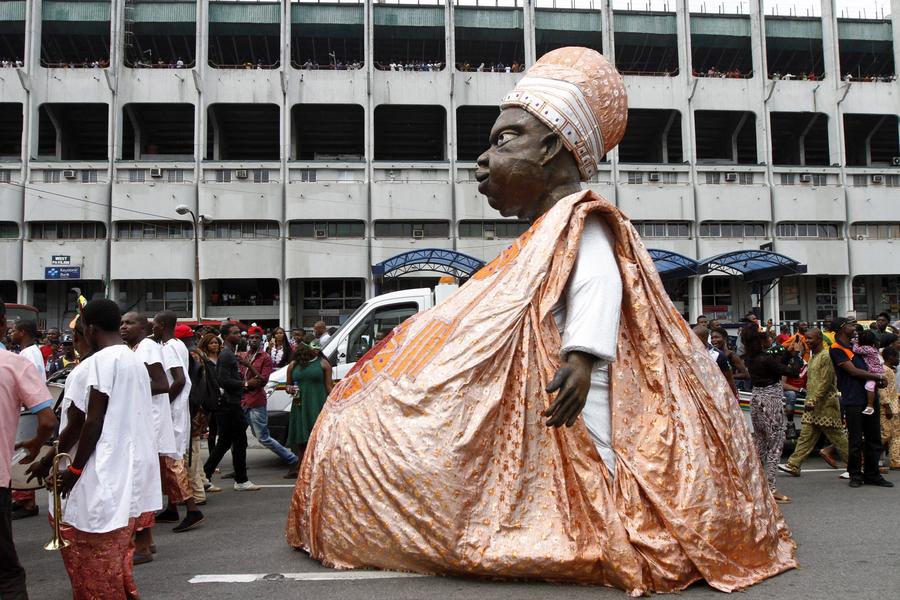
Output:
(54, 300), (161, 599)
(151, 311), (204, 533)
(120, 312), (185, 557)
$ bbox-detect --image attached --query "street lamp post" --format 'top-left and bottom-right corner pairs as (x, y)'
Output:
(175, 205), (203, 321)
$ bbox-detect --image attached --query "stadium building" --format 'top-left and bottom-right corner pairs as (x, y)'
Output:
(0, 0), (898, 329)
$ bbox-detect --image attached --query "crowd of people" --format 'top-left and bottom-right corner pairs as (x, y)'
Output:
(298, 59), (363, 70)
(457, 61), (525, 73)
(1, 58), (24, 68)
(694, 311), (899, 504)
(769, 71), (823, 81)
(40, 58), (111, 69)
(130, 57), (191, 69)
(1, 298), (336, 598)
(693, 66), (751, 78)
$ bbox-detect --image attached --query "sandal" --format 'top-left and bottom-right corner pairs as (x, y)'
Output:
(773, 492), (792, 504)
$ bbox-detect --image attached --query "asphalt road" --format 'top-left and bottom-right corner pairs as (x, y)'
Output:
(13, 449), (900, 600)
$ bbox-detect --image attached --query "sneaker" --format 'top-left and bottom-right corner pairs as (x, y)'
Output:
(283, 468), (299, 480)
(173, 511), (205, 533)
(233, 481), (261, 491)
(849, 478), (863, 488)
(862, 406), (875, 416)
(839, 471), (850, 479)
(206, 485), (222, 493)
(777, 464), (800, 477)
(11, 505), (38, 520)
(154, 508), (180, 523)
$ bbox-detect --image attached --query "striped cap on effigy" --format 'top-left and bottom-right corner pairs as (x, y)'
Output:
(500, 47), (628, 182)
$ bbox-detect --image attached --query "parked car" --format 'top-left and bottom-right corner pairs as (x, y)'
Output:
(265, 283), (459, 444)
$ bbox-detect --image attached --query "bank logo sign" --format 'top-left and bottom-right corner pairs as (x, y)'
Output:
(45, 267), (81, 280)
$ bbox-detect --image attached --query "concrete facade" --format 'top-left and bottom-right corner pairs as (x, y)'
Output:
(1, 0), (899, 329)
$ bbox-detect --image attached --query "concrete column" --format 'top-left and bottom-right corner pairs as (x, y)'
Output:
(523, 0), (535, 67)
(600, 0), (614, 61)
(836, 274), (853, 318)
(688, 274), (702, 323)
(763, 281), (780, 323)
(365, 0), (375, 299)
(280, 0), (290, 328)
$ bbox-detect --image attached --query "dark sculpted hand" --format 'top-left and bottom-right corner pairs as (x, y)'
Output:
(543, 351), (596, 427)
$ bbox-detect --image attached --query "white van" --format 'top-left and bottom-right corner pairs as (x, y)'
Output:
(265, 283), (458, 443)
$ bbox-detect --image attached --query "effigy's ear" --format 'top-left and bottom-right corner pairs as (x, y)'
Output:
(539, 131), (565, 166)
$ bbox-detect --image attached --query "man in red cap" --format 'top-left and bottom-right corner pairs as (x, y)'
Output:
(152, 311), (205, 532)
(240, 326), (298, 476)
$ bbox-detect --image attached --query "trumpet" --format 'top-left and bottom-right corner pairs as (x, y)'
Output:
(45, 448), (73, 551)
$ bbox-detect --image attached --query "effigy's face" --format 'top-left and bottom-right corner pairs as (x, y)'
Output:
(475, 107), (557, 220)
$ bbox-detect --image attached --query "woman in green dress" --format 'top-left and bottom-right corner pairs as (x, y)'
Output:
(285, 337), (333, 477)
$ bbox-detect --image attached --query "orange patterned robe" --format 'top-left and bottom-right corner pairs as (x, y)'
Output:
(286, 190), (797, 595)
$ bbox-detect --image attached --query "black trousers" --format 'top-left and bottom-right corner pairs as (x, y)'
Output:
(845, 404), (884, 481)
(0, 487), (28, 600)
(203, 408), (248, 484)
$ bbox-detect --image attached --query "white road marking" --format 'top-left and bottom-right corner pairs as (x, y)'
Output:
(190, 572), (427, 584)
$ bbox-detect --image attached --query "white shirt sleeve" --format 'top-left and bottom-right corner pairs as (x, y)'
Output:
(561, 214), (622, 363)
(86, 350), (117, 398)
(161, 341), (183, 372)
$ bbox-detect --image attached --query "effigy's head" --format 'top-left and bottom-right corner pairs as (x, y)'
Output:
(476, 48), (627, 218)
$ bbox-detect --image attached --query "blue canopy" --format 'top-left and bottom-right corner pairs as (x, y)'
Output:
(372, 249), (485, 279)
(648, 249), (707, 280)
(701, 250), (807, 283)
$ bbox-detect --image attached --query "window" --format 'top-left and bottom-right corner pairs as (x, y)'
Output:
(373, 221), (450, 238)
(852, 174), (868, 187)
(627, 172), (643, 185)
(30, 221), (105, 240)
(0, 171), (10, 183)
(739, 172), (754, 185)
(302, 279), (364, 312)
(457, 220), (530, 239)
(661, 172), (678, 184)
(297, 169), (317, 182)
(253, 170), (269, 183)
(205, 221), (278, 239)
(129, 170), (145, 183)
(80, 170), (98, 183)
(776, 223), (841, 239)
(117, 280), (192, 315)
(0, 222), (19, 238)
(167, 170), (184, 183)
(633, 221), (690, 238)
(887, 175), (900, 187)
(699, 222), (766, 238)
(117, 221), (193, 239)
(815, 276), (838, 321)
(779, 173), (795, 185)
(850, 223), (900, 240)
(811, 174), (827, 186)
(43, 170), (60, 183)
(705, 172), (721, 184)
(288, 221), (365, 238)
(345, 303), (419, 364)
(702, 277), (732, 319)
(215, 170), (232, 183)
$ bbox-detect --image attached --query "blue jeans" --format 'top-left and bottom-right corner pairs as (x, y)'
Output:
(243, 406), (298, 465)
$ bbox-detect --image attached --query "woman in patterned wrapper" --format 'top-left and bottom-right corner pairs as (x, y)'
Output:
(286, 47), (798, 596)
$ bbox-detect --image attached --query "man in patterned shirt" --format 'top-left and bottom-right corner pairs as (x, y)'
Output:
(779, 328), (849, 476)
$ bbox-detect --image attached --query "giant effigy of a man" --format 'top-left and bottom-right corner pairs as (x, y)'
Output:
(286, 47), (797, 596)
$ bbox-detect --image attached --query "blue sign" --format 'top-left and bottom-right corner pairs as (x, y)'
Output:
(45, 267), (81, 280)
